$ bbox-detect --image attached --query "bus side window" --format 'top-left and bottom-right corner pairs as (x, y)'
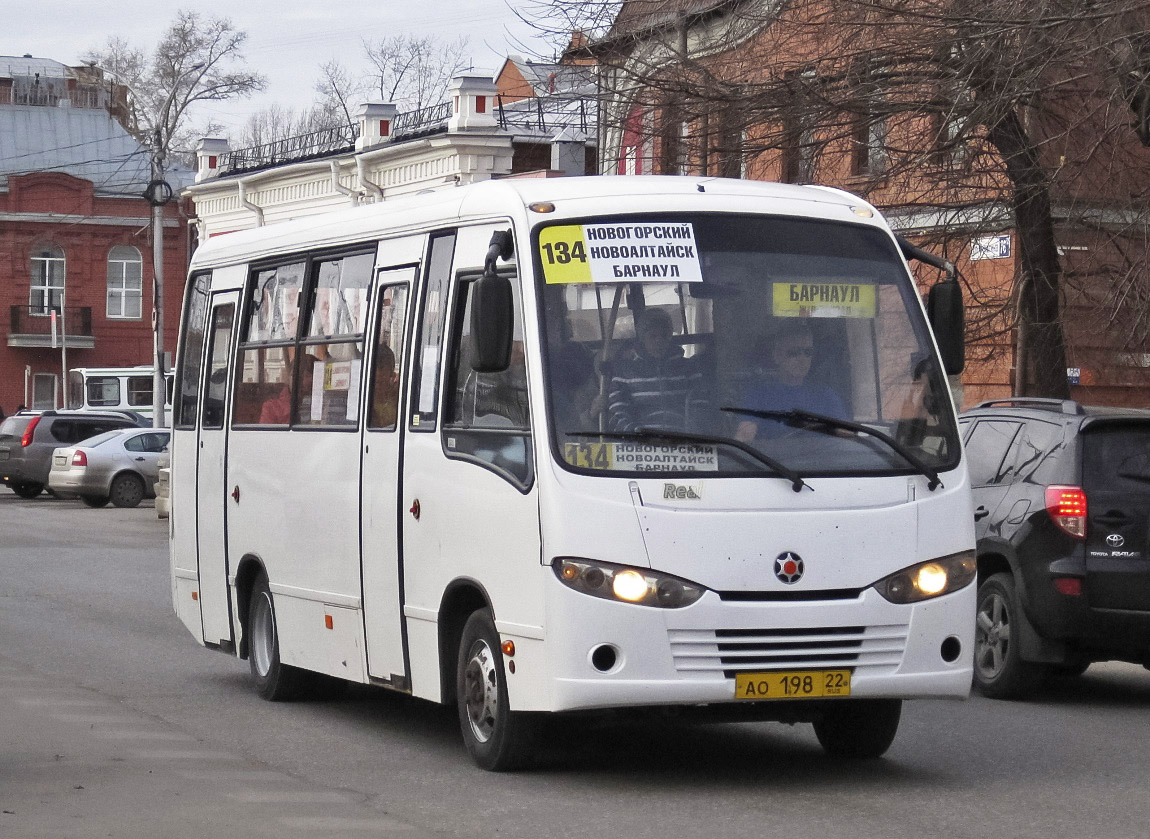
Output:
(202, 305), (235, 430)
(408, 233), (456, 431)
(174, 272), (211, 429)
(367, 284), (409, 431)
(442, 273), (532, 487)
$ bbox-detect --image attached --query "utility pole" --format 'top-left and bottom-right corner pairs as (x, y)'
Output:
(145, 127), (174, 428)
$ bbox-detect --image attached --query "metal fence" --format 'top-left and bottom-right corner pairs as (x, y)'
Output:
(218, 125), (359, 174)
(9, 305), (93, 338)
(215, 94), (596, 176)
(392, 101), (453, 138)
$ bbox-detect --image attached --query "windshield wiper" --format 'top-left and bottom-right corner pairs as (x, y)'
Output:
(567, 427), (809, 492)
(721, 407), (942, 491)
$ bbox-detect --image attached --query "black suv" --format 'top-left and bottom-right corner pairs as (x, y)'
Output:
(960, 398), (1150, 697)
(0, 410), (144, 498)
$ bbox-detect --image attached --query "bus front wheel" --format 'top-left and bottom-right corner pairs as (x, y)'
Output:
(248, 574), (309, 701)
(812, 698), (901, 759)
(456, 609), (539, 771)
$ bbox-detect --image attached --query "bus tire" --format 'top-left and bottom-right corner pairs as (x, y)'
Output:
(248, 574), (309, 701)
(109, 473), (145, 508)
(813, 698), (901, 759)
(456, 609), (538, 771)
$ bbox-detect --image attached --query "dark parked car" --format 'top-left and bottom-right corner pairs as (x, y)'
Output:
(960, 398), (1150, 697)
(0, 410), (144, 498)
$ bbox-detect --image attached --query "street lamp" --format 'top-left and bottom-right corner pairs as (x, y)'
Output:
(144, 66), (201, 428)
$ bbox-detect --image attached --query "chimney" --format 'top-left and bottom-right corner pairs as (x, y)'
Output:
(195, 138), (230, 183)
(355, 103), (398, 151)
(448, 75), (499, 132)
(550, 128), (587, 176)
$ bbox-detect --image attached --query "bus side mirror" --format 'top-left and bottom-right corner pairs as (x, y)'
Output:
(470, 273), (514, 372)
(927, 281), (965, 375)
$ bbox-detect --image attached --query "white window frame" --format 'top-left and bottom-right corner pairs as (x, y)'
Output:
(32, 373), (58, 410)
(107, 245), (144, 319)
(30, 245), (65, 316)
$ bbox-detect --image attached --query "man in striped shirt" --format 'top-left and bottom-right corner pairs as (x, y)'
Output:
(607, 308), (707, 432)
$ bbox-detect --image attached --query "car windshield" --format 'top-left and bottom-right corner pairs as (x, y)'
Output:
(536, 213), (959, 478)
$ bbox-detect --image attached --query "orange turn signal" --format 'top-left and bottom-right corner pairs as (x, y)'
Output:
(501, 640), (515, 657)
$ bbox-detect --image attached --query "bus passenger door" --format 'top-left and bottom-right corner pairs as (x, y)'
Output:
(360, 271), (414, 683)
(196, 292), (239, 646)
(400, 226), (542, 704)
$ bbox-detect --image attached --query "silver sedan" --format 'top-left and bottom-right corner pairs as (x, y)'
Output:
(48, 428), (171, 508)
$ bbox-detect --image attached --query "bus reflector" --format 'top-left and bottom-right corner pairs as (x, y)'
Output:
(325, 614), (334, 630)
(1045, 486), (1087, 539)
(191, 591), (198, 601)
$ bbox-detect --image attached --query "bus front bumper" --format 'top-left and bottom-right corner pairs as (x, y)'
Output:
(538, 576), (975, 713)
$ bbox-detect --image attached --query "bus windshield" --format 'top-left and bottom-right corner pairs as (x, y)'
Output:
(537, 213), (959, 478)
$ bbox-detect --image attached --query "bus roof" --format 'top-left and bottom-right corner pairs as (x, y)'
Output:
(70, 366), (156, 375)
(189, 175), (883, 270)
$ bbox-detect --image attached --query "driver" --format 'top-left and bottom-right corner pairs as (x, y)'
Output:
(735, 319), (846, 442)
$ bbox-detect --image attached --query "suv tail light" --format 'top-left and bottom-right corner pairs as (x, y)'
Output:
(1045, 485), (1087, 539)
(20, 416), (41, 447)
(71, 450), (88, 467)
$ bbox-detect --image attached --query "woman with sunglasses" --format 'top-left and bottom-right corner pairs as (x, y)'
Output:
(734, 319), (847, 443)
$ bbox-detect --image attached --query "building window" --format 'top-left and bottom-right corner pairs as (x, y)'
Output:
(782, 70), (818, 184)
(852, 114), (887, 176)
(107, 245), (143, 319)
(32, 373), (58, 410)
(30, 245), (65, 316)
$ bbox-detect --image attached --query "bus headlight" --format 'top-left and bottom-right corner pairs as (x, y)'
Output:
(553, 558), (706, 608)
(873, 551), (976, 604)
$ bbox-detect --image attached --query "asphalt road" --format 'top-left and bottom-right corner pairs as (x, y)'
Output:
(2, 486), (1149, 839)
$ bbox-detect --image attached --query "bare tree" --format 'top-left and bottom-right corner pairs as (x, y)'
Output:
(525, 0), (1150, 399)
(86, 10), (266, 163)
(362, 34), (472, 112)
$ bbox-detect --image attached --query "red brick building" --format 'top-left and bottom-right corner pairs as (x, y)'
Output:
(0, 56), (190, 414)
(589, 1), (1150, 408)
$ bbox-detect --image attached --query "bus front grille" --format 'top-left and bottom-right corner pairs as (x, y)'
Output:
(668, 625), (907, 678)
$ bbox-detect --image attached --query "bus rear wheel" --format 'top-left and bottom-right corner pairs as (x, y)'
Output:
(456, 609), (539, 771)
(812, 698), (902, 759)
(248, 574), (310, 701)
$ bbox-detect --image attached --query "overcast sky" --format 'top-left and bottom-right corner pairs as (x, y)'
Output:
(7, 1), (550, 135)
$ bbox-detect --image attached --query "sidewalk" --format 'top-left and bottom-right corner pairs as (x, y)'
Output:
(0, 656), (438, 839)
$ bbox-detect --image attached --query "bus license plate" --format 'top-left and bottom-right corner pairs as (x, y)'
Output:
(735, 670), (851, 700)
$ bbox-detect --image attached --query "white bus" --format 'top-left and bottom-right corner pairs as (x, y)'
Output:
(169, 176), (975, 770)
(67, 366), (173, 424)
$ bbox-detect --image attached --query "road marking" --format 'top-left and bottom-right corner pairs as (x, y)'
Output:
(177, 769), (286, 782)
(279, 816), (423, 832)
(130, 750), (244, 760)
(14, 698), (110, 707)
(52, 714), (141, 724)
(229, 790), (355, 804)
(91, 730), (197, 741)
